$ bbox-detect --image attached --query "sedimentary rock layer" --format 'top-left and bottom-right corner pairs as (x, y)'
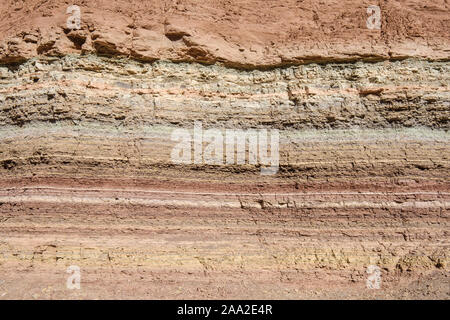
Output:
(0, 56), (448, 128)
(1, 0), (449, 66)
(0, 179), (448, 299)
(1, 62), (449, 299)
(0, 1), (449, 299)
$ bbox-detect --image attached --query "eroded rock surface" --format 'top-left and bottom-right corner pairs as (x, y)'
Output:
(0, 1), (449, 299)
(0, 0), (449, 66)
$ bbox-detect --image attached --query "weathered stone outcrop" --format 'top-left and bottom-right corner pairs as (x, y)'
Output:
(0, 1), (448, 299)
(0, 0), (449, 67)
(1, 56), (449, 129)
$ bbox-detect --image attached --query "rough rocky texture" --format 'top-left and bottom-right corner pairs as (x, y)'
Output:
(1, 0), (449, 67)
(0, 56), (449, 129)
(0, 1), (449, 299)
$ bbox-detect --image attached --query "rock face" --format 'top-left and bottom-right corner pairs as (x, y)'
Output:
(0, 1), (449, 299)
(1, 56), (449, 128)
(1, 0), (449, 66)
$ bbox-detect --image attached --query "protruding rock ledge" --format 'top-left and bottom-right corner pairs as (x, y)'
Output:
(0, 56), (448, 129)
(0, 0), (449, 68)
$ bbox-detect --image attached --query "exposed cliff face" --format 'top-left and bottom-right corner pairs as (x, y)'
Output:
(0, 0), (449, 66)
(0, 1), (449, 299)
(0, 56), (449, 128)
